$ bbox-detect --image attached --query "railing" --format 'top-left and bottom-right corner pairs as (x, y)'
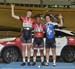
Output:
(0, 0), (75, 8)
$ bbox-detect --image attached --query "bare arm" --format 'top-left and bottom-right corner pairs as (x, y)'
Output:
(57, 14), (63, 27)
(11, 4), (20, 20)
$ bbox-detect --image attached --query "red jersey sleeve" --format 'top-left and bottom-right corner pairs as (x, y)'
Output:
(31, 18), (35, 28)
(42, 24), (46, 29)
(31, 18), (35, 24)
(20, 16), (26, 23)
(32, 23), (35, 29)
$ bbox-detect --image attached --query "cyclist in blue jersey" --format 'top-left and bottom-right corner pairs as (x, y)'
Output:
(44, 14), (63, 66)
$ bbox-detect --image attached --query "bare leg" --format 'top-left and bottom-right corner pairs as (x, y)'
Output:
(22, 43), (26, 62)
(40, 50), (44, 63)
(52, 48), (56, 66)
(21, 43), (26, 66)
(46, 48), (50, 63)
(33, 50), (37, 63)
(27, 43), (31, 63)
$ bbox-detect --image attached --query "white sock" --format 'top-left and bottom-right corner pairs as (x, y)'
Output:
(28, 58), (30, 62)
(47, 59), (49, 63)
(23, 58), (26, 63)
(41, 57), (44, 62)
(53, 60), (56, 64)
(33, 57), (36, 62)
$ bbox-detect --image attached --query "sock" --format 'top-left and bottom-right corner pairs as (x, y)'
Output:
(53, 60), (56, 64)
(47, 59), (49, 63)
(33, 57), (36, 62)
(41, 57), (44, 62)
(23, 58), (26, 63)
(28, 58), (30, 62)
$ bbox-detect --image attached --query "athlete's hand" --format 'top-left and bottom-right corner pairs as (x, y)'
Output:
(58, 14), (63, 19)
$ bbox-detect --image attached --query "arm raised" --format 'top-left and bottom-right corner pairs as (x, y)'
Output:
(11, 4), (20, 20)
(57, 14), (63, 27)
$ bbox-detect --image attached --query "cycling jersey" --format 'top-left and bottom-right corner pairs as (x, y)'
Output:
(33, 23), (45, 38)
(20, 16), (35, 43)
(45, 22), (57, 39)
(20, 16), (34, 28)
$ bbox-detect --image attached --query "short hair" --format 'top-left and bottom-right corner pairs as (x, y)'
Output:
(44, 14), (52, 18)
(44, 14), (54, 22)
(27, 9), (32, 12)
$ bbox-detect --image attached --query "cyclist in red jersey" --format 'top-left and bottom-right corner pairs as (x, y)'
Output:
(32, 15), (45, 66)
(11, 4), (35, 66)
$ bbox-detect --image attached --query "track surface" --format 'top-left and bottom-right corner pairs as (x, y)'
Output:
(0, 62), (75, 69)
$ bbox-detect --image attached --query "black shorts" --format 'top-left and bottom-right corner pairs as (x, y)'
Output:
(21, 28), (32, 43)
(33, 37), (44, 49)
(21, 36), (32, 43)
(46, 38), (56, 48)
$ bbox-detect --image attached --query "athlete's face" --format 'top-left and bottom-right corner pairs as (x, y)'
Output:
(36, 17), (41, 24)
(45, 16), (51, 23)
(27, 11), (32, 18)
